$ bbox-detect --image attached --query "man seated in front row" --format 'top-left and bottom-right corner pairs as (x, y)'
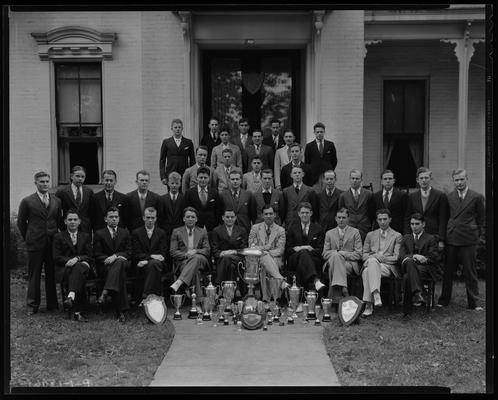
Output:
(131, 207), (168, 304)
(210, 209), (248, 285)
(53, 209), (95, 322)
(361, 208), (402, 317)
(248, 204), (289, 302)
(169, 207), (211, 298)
(322, 207), (363, 308)
(285, 202), (326, 297)
(93, 206), (131, 323)
(399, 213), (440, 317)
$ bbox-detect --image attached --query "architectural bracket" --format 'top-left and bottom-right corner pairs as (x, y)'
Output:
(178, 11), (192, 37)
(313, 10), (326, 36)
(363, 40), (383, 58)
(31, 26), (117, 60)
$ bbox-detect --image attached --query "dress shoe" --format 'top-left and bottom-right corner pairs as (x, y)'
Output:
(73, 312), (88, 322)
(361, 303), (373, 317)
(412, 292), (424, 306)
(373, 292), (382, 307)
(63, 297), (74, 311)
(27, 308), (38, 316)
(117, 312), (126, 323)
(470, 306), (484, 311)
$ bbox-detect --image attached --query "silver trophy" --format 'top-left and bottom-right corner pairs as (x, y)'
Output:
(202, 274), (218, 319)
(286, 275), (303, 324)
(237, 247), (263, 298)
(188, 287), (199, 319)
(302, 303), (309, 324)
(304, 290), (318, 320)
(269, 277), (282, 322)
(314, 305), (321, 326)
(170, 293), (185, 320)
(218, 298), (227, 323)
(221, 281), (237, 313)
(321, 298), (332, 322)
(201, 296), (211, 321)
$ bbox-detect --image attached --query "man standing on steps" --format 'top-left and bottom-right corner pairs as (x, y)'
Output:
(274, 130), (296, 190)
(200, 117), (221, 166)
(317, 170), (343, 233)
(210, 127), (242, 171)
(230, 118), (253, 173)
(126, 170), (162, 232)
(280, 143), (312, 189)
(181, 145), (218, 194)
(263, 119), (285, 153)
(243, 130), (274, 172)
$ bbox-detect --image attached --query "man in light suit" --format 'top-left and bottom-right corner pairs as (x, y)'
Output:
(437, 169), (485, 310)
(211, 128), (242, 171)
(282, 165), (318, 229)
(322, 208), (363, 305)
(338, 169), (376, 242)
(126, 170), (162, 232)
(280, 143), (312, 189)
(253, 169), (284, 226)
(200, 117), (221, 166)
(159, 118), (195, 187)
(17, 171), (62, 315)
(317, 170), (343, 233)
(182, 145), (218, 194)
(360, 209), (402, 317)
(169, 207), (211, 298)
(263, 119), (285, 153)
(220, 169), (257, 236)
(399, 213), (440, 316)
(303, 122), (337, 191)
(210, 209), (248, 285)
(243, 130), (274, 172)
(372, 169), (408, 235)
(248, 205), (289, 302)
(230, 118), (253, 172)
(214, 148), (238, 193)
(243, 157), (264, 193)
(274, 130), (296, 190)
(55, 165), (94, 234)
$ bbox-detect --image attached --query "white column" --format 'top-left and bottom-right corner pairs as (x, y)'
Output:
(179, 11), (194, 143)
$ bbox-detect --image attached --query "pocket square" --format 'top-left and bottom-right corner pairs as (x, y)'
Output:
(209, 199), (214, 202)
(184, 146), (190, 150)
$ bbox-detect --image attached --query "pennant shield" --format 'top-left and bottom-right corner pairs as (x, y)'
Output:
(338, 296), (364, 326)
(143, 294), (168, 325)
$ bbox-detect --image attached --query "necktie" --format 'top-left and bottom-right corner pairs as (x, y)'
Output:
(241, 135), (247, 148)
(171, 193), (177, 203)
(303, 224), (308, 239)
(76, 188), (82, 207)
(295, 185), (300, 195)
(327, 190), (332, 198)
(274, 136), (278, 146)
(227, 227), (232, 237)
(111, 227), (117, 240)
(338, 229), (344, 249)
(71, 232), (77, 246)
(147, 229), (152, 239)
(188, 228), (193, 237)
(200, 189), (208, 205)
(383, 191), (389, 208)
(318, 140), (324, 156)
(353, 190), (359, 205)
(139, 195), (146, 212)
(43, 194), (49, 208)
(263, 191), (271, 206)
(233, 191), (238, 201)
(265, 225), (271, 244)
(255, 145), (260, 154)
(459, 192), (464, 202)
(381, 230), (386, 239)
(421, 190), (429, 211)
(414, 233), (419, 249)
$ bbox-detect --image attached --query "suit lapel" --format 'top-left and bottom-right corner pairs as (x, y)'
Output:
(357, 189), (367, 208)
(63, 231), (76, 253)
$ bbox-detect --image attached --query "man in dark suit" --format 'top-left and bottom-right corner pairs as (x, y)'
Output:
(372, 169), (408, 235)
(210, 209), (248, 285)
(399, 213), (440, 316)
(253, 169), (284, 226)
(200, 117), (221, 166)
(131, 207), (168, 302)
(282, 165), (318, 229)
(53, 209), (95, 322)
(158, 171), (185, 240)
(159, 118), (195, 187)
(280, 143), (312, 189)
(17, 171), (62, 315)
(219, 169), (257, 236)
(91, 169), (128, 232)
(243, 130), (274, 172)
(93, 206), (131, 323)
(317, 170), (343, 232)
(184, 166), (222, 232)
(126, 170), (162, 231)
(437, 169), (485, 310)
(406, 167), (449, 252)
(338, 169), (376, 242)
(263, 119), (285, 153)
(230, 118), (253, 173)
(181, 145), (218, 194)
(304, 122), (337, 190)
(55, 165), (94, 234)
(285, 202), (326, 294)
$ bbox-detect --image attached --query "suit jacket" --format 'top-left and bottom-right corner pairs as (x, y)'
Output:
(158, 192), (185, 238)
(253, 188), (284, 226)
(159, 136), (195, 181)
(406, 188), (449, 242)
(131, 226), (168, 268)
(248, 222), (286, 268)
(446, 189), (485, 246)
(125, 190), (162, 232)
(93, 226), (132, 274)
(169, 225), (210, 274)
(263, 132), (285, 153)
(274, 146), (291, 188)
(322, 225), (363, 274)
(210, 224), (248, 259)
(399, 231), (442, 280)
(280, 161), (313, 189)
(17, 192), (62, 251)
(210, 143), (243, 170)
(338, 188), (376, 238)
(304, 139), (337, 185)
(242, 171), (263, 193)
(219, 189), (257, 235)
(282, 184), (318, 229)
(184, 186), (222, 231)
(91, 190), (128, 231)
(372, 188), (408, 235)
(181, 164), (218, 194)
(214, 165), (234, 193)
(362, 227), (403, 277)
(244, 143), (274, 171)
(55, 185), (94, 233)
(317, 187), (343, 232)
(200, 133), (221, 166)
(53, 230), (94, 283)
(285, 221), (324, 261)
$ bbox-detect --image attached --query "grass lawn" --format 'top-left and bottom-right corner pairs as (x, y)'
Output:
(323, 279), (487, 393)
(9, 270), (174, 388)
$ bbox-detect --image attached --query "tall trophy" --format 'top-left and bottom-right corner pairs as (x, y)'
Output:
(321, 298), (332, 322)
(188, 286), (199, 319)
(286, 275), (302, 324)
(302, 303), (309, 324)
(237, 248), (263, 298)
(269, 277), (282, 323)
(201, 296), (211, 321)
(314, 305), (321, 326)
(202, 274), (218, 319)
(218, 298), (227, 323)
(170, 293), (185, 320)
(221, 281), (237, 314)
(304, 290), (318, 320)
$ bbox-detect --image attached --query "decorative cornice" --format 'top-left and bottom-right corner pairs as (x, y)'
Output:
(313, 10), (326, 36)
(31, 26), (117, 60)
(363, 40), (383, 59)
(440, 20), (484, 64)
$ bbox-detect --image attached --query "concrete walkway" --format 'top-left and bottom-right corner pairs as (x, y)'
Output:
(150, 307), (340, 386)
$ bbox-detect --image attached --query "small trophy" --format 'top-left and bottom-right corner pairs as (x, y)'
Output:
(231, 303), (238, 324)
(170, 293), (185, 320)
(221, 281), (237, 313)
(202, 275), (218, 319)
(218, 298), (227, 323)
(286, 275), (303, 324)
(201, 296), (211, 321)
(304, 290), (318, 320)
(321, 298), (332, 322)
(188, 288), (199, 319)
(314, 305), (321, 326)
(223, 311), (230, 325)
(269, 277), (282, 322)
(302, 303), (309, 324)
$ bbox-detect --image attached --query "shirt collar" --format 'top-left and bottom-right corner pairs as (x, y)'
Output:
(71, 183), (81, 194)
(351, 187), (361, 195)
(294, 183), (302, 190)
(326, 187), (335, 195)
(421, 186), (432, 195)
(458, 187), (469, 198)
(262, 187), (272, 194)
(146, 226), (154, 234)
(137, 190), (147, 198)
(197, 185), (207, 193)
(37, 191), (48, 199)
(107, 226), (117, 234)
(383, 188), (392, 196)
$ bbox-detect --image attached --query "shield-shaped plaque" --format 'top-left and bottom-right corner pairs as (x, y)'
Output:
(143, 294), (168, 324)
(338, 296), (364, 326)
(242, 72), (264, 95)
